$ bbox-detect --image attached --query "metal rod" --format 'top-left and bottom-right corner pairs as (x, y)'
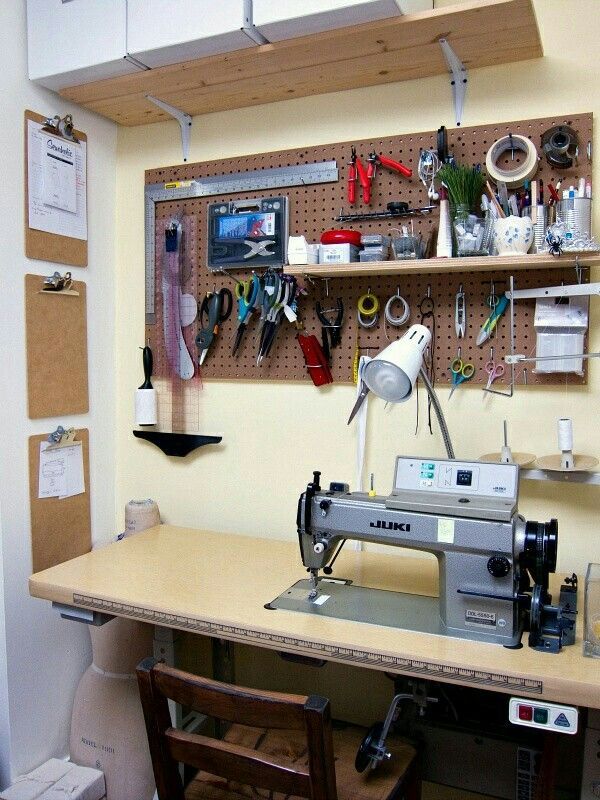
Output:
(506, 351), (600, 365)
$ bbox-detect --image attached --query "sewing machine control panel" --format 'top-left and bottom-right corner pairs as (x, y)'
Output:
(393, 457), (519, 501)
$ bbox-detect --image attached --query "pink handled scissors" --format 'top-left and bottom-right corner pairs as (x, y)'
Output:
(485, 359), (505, 389)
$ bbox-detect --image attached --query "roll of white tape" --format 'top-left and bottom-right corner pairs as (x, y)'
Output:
(125, 499), (161, 534)
(485, 135), (538, 188)
(558, 417), (573, 451)
(135, 388), (157, 426)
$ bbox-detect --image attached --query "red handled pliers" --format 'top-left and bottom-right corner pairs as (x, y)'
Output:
(348, 146), (372, 205)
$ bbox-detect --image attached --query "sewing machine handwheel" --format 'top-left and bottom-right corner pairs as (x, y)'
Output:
(355, 721), (383, 773)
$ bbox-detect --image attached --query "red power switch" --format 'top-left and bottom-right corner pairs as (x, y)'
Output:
(518, 705), (533, 721)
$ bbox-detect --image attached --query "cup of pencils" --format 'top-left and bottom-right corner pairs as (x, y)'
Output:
(492, 215), (534, 256)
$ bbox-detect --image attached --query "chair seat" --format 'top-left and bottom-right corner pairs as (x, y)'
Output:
(185, 722), (419, 800)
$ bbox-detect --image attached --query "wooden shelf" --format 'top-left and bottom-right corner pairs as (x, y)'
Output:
(59, 0), (542, 126)
(286, 252), (600, 278)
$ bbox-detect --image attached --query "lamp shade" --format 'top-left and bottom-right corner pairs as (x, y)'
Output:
(362, 324), (431, 402)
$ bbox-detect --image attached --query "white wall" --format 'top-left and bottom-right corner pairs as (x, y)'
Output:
(0, 510), (10, 790)
(0, 2), (117, 785)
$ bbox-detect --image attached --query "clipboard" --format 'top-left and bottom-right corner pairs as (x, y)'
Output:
(24, 110), (88, 267)
(28, 428), (91, 573)
(25, 273), (89, 418)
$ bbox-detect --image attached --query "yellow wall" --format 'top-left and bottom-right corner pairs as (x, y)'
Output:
(116, 0), (600, 577)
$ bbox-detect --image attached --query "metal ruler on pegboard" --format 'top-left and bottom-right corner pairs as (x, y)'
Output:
(144, 113), (593, 387)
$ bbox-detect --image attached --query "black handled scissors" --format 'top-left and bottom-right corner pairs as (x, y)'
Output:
(195, 288), (233, 365)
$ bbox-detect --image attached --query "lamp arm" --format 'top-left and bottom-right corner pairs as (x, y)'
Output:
(419, 367), (455, 459)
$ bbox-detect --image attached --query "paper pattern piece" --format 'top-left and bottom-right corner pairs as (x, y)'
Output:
(38, 442), (85, 499)
(27, 119), (87, 240)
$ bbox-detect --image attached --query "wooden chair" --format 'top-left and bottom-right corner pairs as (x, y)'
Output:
(136, 656), (421, 800)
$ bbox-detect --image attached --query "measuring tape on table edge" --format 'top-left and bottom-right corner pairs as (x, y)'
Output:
(485, 134), (538, 189)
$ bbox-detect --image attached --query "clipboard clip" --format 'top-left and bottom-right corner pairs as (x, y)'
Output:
(42, 271), (74, 293)
(41, 113), (79, 144)
(46, 426), (78, 451)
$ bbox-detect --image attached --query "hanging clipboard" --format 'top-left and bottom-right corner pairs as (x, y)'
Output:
(28, 428), (91, 573)
(24, 110), (88, 267)
(25, 273), (89, 418)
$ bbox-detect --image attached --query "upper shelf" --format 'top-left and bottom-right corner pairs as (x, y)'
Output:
(59, 0), (542, 127)
(286, 252), (600, 278)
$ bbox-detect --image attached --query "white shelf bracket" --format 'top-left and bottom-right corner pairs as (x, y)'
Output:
(145, 95), (192, 162)
(439, 38), (468, 127)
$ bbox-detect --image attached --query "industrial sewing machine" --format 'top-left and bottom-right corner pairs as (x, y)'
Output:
(270, 457), (577, 652)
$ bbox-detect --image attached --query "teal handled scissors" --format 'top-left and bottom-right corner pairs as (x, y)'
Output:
(449, 354), (475, 398)
(232, 273), (261, 355)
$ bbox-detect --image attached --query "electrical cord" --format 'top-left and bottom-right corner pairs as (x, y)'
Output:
(383, 290), (410, 340)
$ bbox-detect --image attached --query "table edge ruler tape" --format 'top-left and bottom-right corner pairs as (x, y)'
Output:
(145, 160), (339, 323)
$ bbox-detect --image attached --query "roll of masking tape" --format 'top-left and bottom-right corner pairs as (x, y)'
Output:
(485, 134), (538, 188)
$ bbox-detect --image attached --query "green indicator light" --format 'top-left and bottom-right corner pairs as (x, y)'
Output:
(533, 708), (548, 724)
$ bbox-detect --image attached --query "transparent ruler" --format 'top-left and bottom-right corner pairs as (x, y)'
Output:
(145, 160), (339, 323)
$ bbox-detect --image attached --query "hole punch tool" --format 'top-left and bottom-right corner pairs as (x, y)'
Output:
(449, 349), (475, 398)
(316, 298), (344, 365)
(195, 287), (233, 365)
(232, 273), (261, 355)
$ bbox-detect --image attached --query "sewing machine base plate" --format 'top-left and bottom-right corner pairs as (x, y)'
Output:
(268, 579), (521, 646)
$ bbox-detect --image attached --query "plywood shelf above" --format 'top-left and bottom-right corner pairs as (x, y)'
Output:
(59, 0), (542, 126)
(286, 253), (600, 278)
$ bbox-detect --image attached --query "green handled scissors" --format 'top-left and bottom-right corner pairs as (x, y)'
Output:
(449, 355), (475, 398)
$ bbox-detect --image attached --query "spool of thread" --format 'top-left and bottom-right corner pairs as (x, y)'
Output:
(125, 499), (161, 535)
(558, 418), (573, 452)
(135, 388), (157, 425)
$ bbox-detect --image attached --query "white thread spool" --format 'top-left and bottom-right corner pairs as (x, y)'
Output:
(558, 418), (574, 470)
(135, 388), (157, 426)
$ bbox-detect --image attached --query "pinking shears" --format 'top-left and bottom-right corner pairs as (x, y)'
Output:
(449, 354), (475, 399)
(232, 273), (261, 355)
(196, 288), (233, 365)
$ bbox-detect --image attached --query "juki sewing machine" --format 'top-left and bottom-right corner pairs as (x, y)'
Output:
(270, 457), (577, 652)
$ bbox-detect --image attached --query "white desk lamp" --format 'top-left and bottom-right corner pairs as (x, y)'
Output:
(356, 324), (455, 459)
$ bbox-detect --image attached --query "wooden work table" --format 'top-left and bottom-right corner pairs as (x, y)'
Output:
(29, 525), (599, 709)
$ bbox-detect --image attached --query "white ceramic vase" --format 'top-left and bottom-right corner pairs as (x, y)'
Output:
(492, 215), (534, 255)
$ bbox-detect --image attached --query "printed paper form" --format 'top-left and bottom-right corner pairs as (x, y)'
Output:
(27, 119), (87, 240)
(38, 441), (85, 499)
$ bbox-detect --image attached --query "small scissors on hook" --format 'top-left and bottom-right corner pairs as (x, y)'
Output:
(449, 353), (475, 399)
(484, 358), (505, 390)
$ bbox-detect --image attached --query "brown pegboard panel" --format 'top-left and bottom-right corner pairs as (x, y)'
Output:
(145, 113), (592, 386)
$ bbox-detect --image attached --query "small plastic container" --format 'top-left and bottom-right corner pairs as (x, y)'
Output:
(584, 562), (600, 658)
(454, 213), (493, 256)
(359, 246), (386, 262)
(392, 234), (422, 260)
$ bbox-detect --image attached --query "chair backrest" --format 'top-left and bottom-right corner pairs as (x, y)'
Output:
(136, 656), (338, 800)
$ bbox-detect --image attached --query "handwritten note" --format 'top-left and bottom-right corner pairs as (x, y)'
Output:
(38, 441), (85, 499)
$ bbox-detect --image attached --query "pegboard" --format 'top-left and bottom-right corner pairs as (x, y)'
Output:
(145, 113), (592, 387)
